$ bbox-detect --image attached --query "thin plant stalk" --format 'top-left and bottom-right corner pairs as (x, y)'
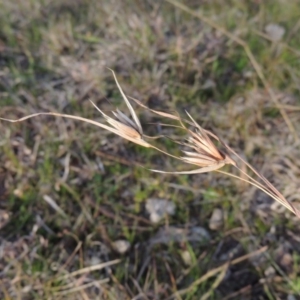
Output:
(217, 170), (296, 215)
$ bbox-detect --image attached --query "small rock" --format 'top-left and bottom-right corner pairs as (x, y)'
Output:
(146, 198), (175, 223)
(189, 227), (211, 241)
(202, 79), (216, 89)
(275, 243), (293, 273)
(112, 240), (130, 254)
(264, 266), (275, 278)
(181, 250), (193, 266)
(209, 208), (223, 230)
(89, 256), (102, 266)
(22, 285), (32, 293)
(0, 209), (10, 230)
(265, 23), (285, 41)
(243, 70), (254, 79)
(279, 252), (293, 273)
(287, 295), (296, 300)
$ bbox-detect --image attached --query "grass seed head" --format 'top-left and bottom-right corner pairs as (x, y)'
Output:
(181, 126), (236, 168)
(0, 69), (151, 148)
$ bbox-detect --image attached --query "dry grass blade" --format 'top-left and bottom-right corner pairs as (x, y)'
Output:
(52, 279), (110, 296)
(200, 262), (229, 300)
(57, 259), (120, 281)
(107, 68), (143, 135)
(43, 195), (69, 221)
(220, 142), (300, 217)
(129, 96), (182, 122)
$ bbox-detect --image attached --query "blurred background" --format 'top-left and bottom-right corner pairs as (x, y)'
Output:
(1, 0), (300, 299)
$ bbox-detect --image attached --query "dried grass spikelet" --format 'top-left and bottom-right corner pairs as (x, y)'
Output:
(0, 69), (151, 148)
(131, 97), (300, 218)
(179, 111), (236, 171)
(150, 112), (236, 174)
(88, 68), (150, 147)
